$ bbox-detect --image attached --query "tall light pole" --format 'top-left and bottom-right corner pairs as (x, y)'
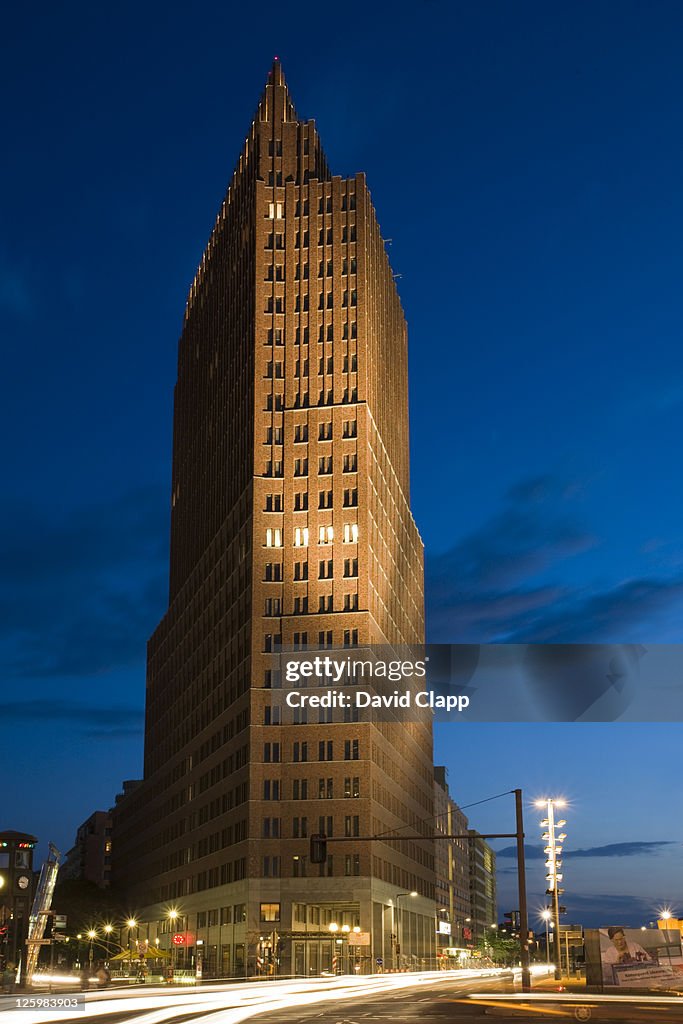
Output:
(87, 930), (97, 971)
(103, 924), (113, 960)
(167, 909), (179, 977)
(328, 922), (342, 974)
(395, 891), (417, 971)
(126, 918), (138, 975)
(537, 799), (567, 980)
(658, 909), (676, 972)
(540, 909), (552, 962)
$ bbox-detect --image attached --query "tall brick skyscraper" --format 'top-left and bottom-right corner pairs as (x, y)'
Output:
(112, 61), (435, 977)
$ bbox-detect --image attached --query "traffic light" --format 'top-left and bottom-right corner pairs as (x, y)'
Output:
(310, 834), (327, 863)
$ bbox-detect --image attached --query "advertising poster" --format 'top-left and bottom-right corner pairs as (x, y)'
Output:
(598, 928), (683, 990)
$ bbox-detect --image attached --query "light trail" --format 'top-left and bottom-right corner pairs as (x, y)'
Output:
(2, 967), (518, 1024)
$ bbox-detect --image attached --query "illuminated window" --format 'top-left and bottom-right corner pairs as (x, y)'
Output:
(344, 777), (360, 798)
(266, 528), (282, 547)
(294, 527), (309, 547)
(260, 903), (281, 922)
(343, 524), (358, 543)
(318, 525), (334, 544)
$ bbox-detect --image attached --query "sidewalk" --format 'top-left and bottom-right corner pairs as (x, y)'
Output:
(532, 974), (587, 994)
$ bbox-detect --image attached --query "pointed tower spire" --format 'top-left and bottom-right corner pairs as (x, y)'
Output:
(256, 57), (297, 124)
(270, 56), (285, 88)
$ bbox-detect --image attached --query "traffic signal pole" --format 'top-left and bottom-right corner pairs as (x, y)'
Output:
(310, 789), (532, 993)
(514, 788), (531, 992)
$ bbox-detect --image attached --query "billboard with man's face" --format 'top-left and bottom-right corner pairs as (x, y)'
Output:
(595, 928), (683, 989)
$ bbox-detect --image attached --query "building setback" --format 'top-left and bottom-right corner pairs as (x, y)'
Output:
(467, 831), (497, 947)
(433, 766), (472, 960)
(112, 61), (435, 977)
(61, 811), (113, 889)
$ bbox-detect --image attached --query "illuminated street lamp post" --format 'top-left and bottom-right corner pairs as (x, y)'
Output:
(167, 909), (180, 977)
(328, 922), (342, 974)
(87, 930), (97, 970)
(658, 910), (677, 972)
(395, 892), (417, 971)
(536, 799), (567, 980)
(541, 909), (551, 963)
(126, 918), (138, 975)
(103, 924), (113, 959)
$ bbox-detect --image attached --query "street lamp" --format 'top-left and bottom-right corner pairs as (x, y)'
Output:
(102, 924), (113, 959)
(395, 891), (418, 972)
(328, 923), (342, 974)
(540, 909), (552, 963)
(87, 930), (97, 970)
(536, 798), (567, 980)
(167, 909), (180, 976)
(126, 918), (138, 975)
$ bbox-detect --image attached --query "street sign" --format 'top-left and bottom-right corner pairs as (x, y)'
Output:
(53, 915), (67, 929)
(376, 957), (383, 965)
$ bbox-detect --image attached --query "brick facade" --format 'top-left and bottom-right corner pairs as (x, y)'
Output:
(112, 61), (434, 977)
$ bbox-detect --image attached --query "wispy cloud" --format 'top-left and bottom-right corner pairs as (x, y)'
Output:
(427, 474), (683, 643)
(496, 841), (675, 860)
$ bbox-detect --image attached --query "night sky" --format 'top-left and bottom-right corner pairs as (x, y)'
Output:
(3, 1), (682, 928)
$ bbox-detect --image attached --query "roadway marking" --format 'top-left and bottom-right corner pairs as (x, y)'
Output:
(452, 998), (570, 1016)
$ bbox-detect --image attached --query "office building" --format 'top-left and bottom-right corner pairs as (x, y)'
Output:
(112, 61), (435, 977)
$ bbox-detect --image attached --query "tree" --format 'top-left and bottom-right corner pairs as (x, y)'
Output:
(476, 928), (519, 966)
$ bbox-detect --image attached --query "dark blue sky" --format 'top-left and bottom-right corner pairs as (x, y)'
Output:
(2, 1), (682, 927)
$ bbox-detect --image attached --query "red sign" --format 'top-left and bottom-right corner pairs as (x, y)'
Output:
(172, 934), (185, 946)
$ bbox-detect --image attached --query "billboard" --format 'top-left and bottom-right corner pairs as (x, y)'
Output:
(596, 928), (683, 989)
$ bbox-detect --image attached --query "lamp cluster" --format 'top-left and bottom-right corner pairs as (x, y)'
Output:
(540, 804), (567, 898)
(536, 798), (567, 979)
